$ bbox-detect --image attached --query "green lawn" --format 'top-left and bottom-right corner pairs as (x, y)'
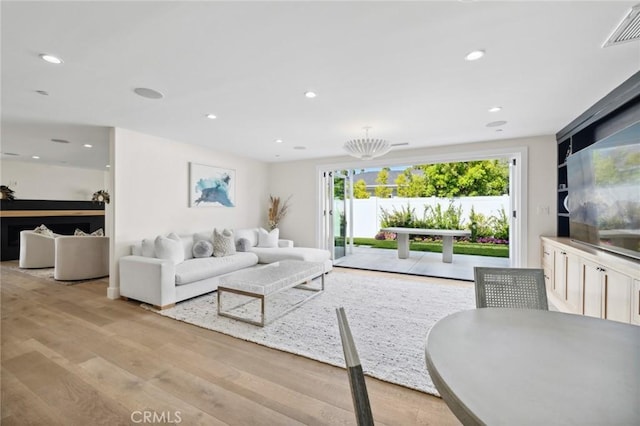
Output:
(349, 237), (509, 258)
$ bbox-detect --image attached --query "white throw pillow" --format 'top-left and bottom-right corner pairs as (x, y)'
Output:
(141, 238), (155, 257)
(154, 233), (184, 264)
(74, 228), (104, 236)
(33, 224), (54, 237)
(213, 228), (236, 257)
(257, 227), (279, 248)
(192, 240), (214, 258)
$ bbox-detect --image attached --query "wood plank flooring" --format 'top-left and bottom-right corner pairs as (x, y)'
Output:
(1, 263), (460, 425)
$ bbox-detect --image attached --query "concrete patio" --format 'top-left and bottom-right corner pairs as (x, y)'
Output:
(333, 245), (510, 281)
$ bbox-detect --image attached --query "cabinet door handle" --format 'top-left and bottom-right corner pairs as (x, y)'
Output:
(560, 251), (567, 255)
(543, 251), (550, 256)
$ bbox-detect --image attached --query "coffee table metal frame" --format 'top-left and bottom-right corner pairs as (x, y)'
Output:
(217, 260), (325, 326)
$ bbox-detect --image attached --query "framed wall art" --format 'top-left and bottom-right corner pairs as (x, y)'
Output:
(189, 163), (236, 207)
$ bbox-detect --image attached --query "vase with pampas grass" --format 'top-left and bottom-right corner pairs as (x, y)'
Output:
(268, 195), (291, 230)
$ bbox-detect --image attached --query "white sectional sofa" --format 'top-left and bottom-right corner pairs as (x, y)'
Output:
(119, 228), (332, 309)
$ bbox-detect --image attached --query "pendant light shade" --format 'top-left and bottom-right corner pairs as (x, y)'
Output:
(343, 127), (391, 160)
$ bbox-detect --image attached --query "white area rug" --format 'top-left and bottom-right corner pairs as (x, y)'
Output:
(150, 270), (475, 395)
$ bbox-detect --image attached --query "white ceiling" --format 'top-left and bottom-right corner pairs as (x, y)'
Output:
(2, 1), (639, 170)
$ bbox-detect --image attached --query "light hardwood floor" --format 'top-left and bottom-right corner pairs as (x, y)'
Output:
(1, 264), (460, 425)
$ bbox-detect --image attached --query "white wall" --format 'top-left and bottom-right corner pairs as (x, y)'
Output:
(0, 160), (107, 200)
(108, 128), (269, 297)
(268, 135), (557, 267)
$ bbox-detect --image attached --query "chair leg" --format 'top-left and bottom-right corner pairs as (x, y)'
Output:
(337, 307), (374, 426)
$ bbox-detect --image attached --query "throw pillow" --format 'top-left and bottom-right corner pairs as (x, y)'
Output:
(236, 238), (251, 252)
(213, 228), (236, 257)
(192, 240), (214, 258)
(74, 228), (104, 236)
(154, 233), (185, 264)
(257, 227), (279, 248)
(141, 238), (155, 257)
(33, 224), (54, 237)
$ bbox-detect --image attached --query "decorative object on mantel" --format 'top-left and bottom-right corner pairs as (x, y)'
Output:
(344, 126), (391, 160)
(0, 185), (15, 200)
(92, 190), (110, 204)
(268, 194), (292, 230)
(189, 162), (236, 208)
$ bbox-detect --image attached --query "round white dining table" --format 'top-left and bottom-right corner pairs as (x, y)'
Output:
(425, 308), (640, 425)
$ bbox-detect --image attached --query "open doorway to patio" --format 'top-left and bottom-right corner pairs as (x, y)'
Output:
(319, 150), (525, 281)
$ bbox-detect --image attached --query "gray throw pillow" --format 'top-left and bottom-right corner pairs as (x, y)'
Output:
(213, 228), (236, 257)
(236, 238), (251, 252)
(154, 233), (185, 264)
(192, 240), (214, 258)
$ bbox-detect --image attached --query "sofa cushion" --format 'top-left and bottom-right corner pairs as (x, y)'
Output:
(234, 228), (258, 247)
(249, 247), (330, 264)
(213, 228), (236, 257)
(155, 233), (184, 264)
(174, 252), (259, 285)
(181, 235), (194, 260)
(192, 240), (213, 258)
(257, 227), (279, 248)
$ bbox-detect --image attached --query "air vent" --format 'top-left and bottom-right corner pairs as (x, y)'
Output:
(390, 142), (409, 147)
(1, 152), (19, 156)
(51, 138), (70, 144)
(603, 4), (640, 47)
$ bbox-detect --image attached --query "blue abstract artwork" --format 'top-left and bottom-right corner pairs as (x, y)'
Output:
(190, 163), (236, 207)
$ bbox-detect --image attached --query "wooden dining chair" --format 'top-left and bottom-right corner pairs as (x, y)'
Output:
(474, 267), (549, 310)
(336, 307), (374, 426)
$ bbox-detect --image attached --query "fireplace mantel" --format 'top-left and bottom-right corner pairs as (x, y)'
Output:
(0, 199), (105, 261)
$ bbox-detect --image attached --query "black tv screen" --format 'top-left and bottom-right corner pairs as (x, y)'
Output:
(567, 121), (640, 260)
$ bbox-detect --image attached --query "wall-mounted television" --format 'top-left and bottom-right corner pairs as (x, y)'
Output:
(567, 121), (640, 261)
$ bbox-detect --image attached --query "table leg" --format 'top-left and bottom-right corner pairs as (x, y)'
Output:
(397, 233), (410, 259)
(442, 236), (453, 263)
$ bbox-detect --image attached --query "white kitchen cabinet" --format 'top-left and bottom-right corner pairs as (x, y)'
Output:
(540, 237), (639, 325)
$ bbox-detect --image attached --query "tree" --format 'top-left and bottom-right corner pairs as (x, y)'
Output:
(353, 179), (370, 199)
(374, 168), (393, 198)
(395, 173), (409, 197)
(418, 160), (508, 197)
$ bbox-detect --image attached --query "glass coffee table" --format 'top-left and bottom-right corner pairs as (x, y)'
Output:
(217, 260), (325, 326)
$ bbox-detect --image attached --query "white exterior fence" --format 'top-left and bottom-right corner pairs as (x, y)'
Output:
(345, 196), (510, 238)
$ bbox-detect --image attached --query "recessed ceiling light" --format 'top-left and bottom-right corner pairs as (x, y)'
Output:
(83, 144), (93, 148)
(304, 91), (317, 98)
(488, 106), (502, 113)
(206, 113), (217, 119)
(275, 139), (283, 143)
(134, 87), (164, 99)
(486, 120), (507, 127)
(39, 54), (63, 64)
(106, 165), (111, 168)
(32, 155), (40, 159)
(293, 146), (306, 150)
(465, 50), (485, 61)
(36, 90), (49, 96)
(51, 138), (70, 144)
(275, 155), (281, 158)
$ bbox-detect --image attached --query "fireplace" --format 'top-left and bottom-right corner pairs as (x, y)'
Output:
(0, 200), (105, 261)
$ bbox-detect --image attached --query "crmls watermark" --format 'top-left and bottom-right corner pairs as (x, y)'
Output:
(130, 410), (182, 424)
